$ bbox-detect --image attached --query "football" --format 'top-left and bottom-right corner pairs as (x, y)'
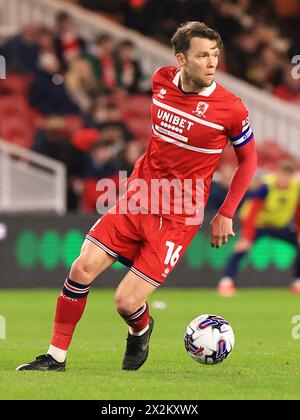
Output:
(184, 314), (235, 365)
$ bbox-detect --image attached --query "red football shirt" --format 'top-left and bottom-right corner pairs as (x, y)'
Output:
(124, 66), (254, 224)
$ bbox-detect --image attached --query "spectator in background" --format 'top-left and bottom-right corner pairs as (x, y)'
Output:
(54, 12), (86, 69)
(213, 0), (244, 47)
(92, 34), (118, 93)
(83, 139), (120, 179)
(31, 115), (66, 159)
(92, 101), (133, 143)
(32, 115), (84, 210)
(115, 40), (143, 94)
(32, 116), (84, 176)
(117, 140), (144, 175)
(273, 65), (300, 105)
(118, 0), (155, 37)
(65, 48), (99, 113)
(29, 53), (79, 115)
(37, 27), (61, 70)
(248, 45), (283, 90)
(227, 30), (258, 81)
(82, 139), (121, 212)
(99, 125), (127, 156)
(1, 24), (39, 74)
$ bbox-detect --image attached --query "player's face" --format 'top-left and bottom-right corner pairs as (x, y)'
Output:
(177, 37), (219, 89)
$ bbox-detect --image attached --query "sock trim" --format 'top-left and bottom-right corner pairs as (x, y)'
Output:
(124, 303), (147, 321)
(65, 278), (90, 293)
(129, 324), (149, 336)
(47, 344), (67, 363)
(63, 278), (91, 299)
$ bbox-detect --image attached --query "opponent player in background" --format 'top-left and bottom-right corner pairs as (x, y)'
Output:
(17, 21), (257, 372)
(218, 160), (300, 297)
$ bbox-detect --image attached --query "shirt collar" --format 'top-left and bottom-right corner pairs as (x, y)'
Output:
(172, 70), (216, 97)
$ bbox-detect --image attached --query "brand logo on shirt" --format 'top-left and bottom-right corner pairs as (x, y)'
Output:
(193, 101), (209, 118)
(242, 117), (249, 126)
(158, 88), (167, 99)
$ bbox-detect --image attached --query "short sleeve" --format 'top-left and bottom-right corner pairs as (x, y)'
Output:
(151, 66), (165, 90)
(228, 99), (254, 148)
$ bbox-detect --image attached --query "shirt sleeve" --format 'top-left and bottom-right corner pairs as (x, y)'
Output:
(218, 138), (257, 219)
(227, 99), (254, 149)
(151, 66), (168, 90)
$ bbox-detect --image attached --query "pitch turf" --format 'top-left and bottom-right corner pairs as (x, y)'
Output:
(0, 288), (300, 400)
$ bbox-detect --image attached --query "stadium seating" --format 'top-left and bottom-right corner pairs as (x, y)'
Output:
(0, 73), (32, 96)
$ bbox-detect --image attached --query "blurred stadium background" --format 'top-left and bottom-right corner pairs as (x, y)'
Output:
(0, 0), (300, 289)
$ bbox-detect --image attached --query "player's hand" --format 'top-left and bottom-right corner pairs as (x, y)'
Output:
(210, 214), (235, 249)
(234, 238), (252, 252)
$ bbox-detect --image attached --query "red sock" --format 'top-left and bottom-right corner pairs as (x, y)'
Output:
(51, 278), (91, 350)
(120, 302), (150, 334)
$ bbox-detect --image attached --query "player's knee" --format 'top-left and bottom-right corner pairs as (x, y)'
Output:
(114, 292), (138, 315)
(69, 256), (96, 285)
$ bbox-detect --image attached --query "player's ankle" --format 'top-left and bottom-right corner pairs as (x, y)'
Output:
(47, 344), (67, 363)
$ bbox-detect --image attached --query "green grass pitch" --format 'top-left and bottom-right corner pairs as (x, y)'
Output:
(0, 288), (300, 400)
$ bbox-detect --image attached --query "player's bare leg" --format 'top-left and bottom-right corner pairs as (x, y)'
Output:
(115, 271), (157, 370)
(16, 239), (116, 371)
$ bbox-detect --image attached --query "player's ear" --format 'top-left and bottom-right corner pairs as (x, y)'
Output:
(176, 53), (186, 67)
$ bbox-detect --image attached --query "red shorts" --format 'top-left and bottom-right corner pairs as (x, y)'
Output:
(86, 210), (199, 287)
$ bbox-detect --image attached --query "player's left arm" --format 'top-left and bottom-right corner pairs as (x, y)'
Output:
(210, 101), (257, 248)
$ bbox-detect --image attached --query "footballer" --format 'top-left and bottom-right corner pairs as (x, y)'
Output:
(17, 21), (257, 372)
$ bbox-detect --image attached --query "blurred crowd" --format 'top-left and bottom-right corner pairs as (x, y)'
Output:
(80, 0), (300, 104)
(0, 12), (148, 212)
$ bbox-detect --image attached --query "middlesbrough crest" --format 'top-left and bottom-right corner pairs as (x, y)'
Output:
(193, 101), (209, 118)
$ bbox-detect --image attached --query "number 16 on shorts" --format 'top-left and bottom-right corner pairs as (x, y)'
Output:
(164, 241), (183, 267)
